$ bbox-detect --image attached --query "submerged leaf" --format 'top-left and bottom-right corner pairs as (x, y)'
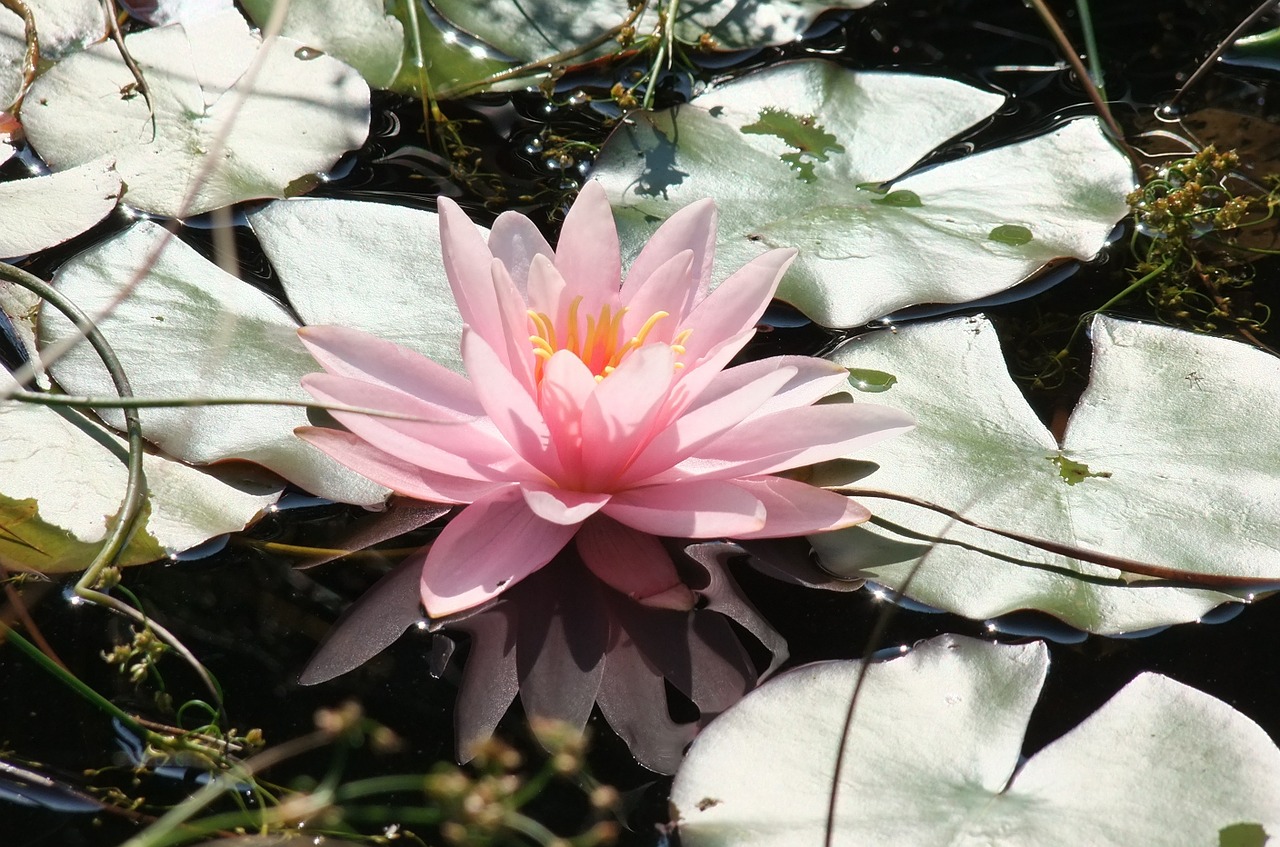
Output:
(673, 635), (1280, 846)
(814, 315), (1280, 633)
(594, 61), (1134, 327)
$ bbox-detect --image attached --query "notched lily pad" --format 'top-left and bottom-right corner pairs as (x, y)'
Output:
(673, 635), (1280, 846)
(594, 60), (1134, 328)
(814, 314), (1280, 633)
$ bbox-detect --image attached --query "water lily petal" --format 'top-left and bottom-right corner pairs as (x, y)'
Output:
(438, 196), (505, 346)
(489, 210), (554, 298)
(663, 327), (759, 420)
(603, 479), (765, 537)
(420, 485), (579, 616)
(729, 477), (870, 538)
(673, 403), (916, 480)
(526, 253), (569, 326)
(554, 180), (621, 310)
(727, 357), (853, 420)
(620, 365), (797, 485)
(302, 373), (522, 480)
(622, 197), (718, 311)
(299, 325), (483, 417)
(461, 327), (562, 478)
(489, 259), (537, 395)
(581, 344), (677, 484)
(620, 249), (695, 343)
(577, 515), (695, 610)
(521, 485), (610, 525)
(297, 427), (504, 504)
(681, 247), (796, 365)
(538, 349), (596, 480)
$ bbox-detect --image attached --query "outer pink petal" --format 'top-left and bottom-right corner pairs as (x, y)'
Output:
(580, 343), (676, 486)
(618, 364), (796, 485)
(488, 210), (553, 298)
(602, 479), (765, 537)
(297, 426), (505, 504)
(537, 349), (596, 482)
(727, 477), (871, 539)
(680, 248), (796, 366)
(302, 373), (521, 480)
(668, 403), (916, 480)
(621, 197), (717, 310)
(707, 356), (852, 421)
(299, 325), (483, 418)
(461, 327), (562, 479)
(620, 249), (694, 343)
(420, 485), (579, 617)
(554, 181), (621, 310)
(576, 515), (695, 610)
(521, 484), (611, 525)
(438, 197), (504, 348)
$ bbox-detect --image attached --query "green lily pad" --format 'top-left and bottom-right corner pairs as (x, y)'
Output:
(0, 157), (121, 257)
(673, 635), (1280, 846)
(592, 60), (1134, 328)
(431, 0), (878, 63)
(240, 0), (404, 89)
(0, 372), (279, 573)
(20, 8), (370, 216)
(39, 221), (389, 506)
(812, 315), (1280, 634)
(0, 0), (106, 109)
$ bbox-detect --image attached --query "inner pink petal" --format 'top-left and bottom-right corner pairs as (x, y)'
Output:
(553, 181), (622, 311)
(537, 350), (596, 482)
(488, 210), (554, 298)
(438, 197), (504, 346)
(679, 247), (796, 365)
(620, 249), (695, 341)
(620, 197), (717, 306)
(521, 484), (611, 525)
(580, 344), (676, 487)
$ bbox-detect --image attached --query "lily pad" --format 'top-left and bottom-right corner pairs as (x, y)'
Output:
(246, 197), (465, 373)
(0, 157), (121, 257)
(672, 634), (1280, 846)
(39, 221), (388, 505)
(592, 60), (1134, 327)
(41, 198), (473, 504)
(812, 314), (1280, 633)
(431, 0), (878, 62)
(0, 372), (279, 573)
(0, 0), (105, 109)
(20, 8), (370, 217)
(240, 0), (404, 89)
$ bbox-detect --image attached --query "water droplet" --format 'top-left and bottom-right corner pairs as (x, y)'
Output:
(293, 46), (323, 61)
(568, 90), (589, 107)
(1155, 102), (1183, 122)
(944, 693), (962, 705)
(524, 137), (543, 154)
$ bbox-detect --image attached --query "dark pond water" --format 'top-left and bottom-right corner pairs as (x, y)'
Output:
(4, 0), (1280, 844)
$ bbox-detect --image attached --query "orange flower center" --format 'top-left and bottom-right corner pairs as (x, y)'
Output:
(528, 295), (691, 381)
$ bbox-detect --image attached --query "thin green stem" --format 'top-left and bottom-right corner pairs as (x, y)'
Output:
(1073, 0), (1105, 98)
(2, 389), (428, 421)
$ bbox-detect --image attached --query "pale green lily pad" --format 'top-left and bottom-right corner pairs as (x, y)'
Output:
(812, 314), (1280, 634)
(592, 60), (1135, 328)
(432, 0), (878, 62)
(0, 157), (121, 257)
(39, 221), (388, 506)
(0, 372), (279, 573)
(240, 0), (404, 90)
(20, 8), (369, 217)
(41, 198), (472, 504)
(673, 634), (1280, 846)
(247, 198), (465, 373)
(0, 0), (105, 109)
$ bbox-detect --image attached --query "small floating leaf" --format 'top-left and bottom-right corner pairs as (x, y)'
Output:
(990, 224), (1035, 246)
(846, 368), (898, 393)
(1049, 454), (1111, 485)
(1219, 823), (1269, 847)
(870, 189), (923, 208)
(741, 108), (844, 184)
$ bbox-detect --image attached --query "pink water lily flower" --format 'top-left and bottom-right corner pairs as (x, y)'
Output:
(297, 182), (913, 619)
